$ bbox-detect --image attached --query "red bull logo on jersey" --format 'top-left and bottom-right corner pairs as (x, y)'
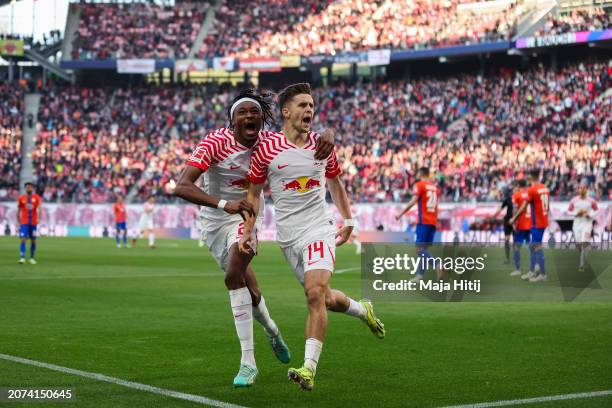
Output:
(282, 176), (321, 193)
(229, 178), (249, 190)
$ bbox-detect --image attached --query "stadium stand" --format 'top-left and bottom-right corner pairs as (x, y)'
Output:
(198, 0), (534, 58)
(17, 59), (611, 203)
(71, 1), (211, 60)
(535, 7), (611, 36)
(0, 82), (25, 201)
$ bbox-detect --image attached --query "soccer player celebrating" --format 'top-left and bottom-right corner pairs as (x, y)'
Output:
(490, 187), (514, 265)
(113, 196), (128, 248)
(136, 196), (156, 248)
(239, 83), (385, 391)
(174, 89), (334, 387)
(17, 182), (42, 264)
(510, 169), (550, 282)
(395, 167), (440, 281)
(510, 179), (531, 277)
(567, 180), (598, 272)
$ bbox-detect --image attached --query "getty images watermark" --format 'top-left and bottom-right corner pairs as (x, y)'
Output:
(360, 243), (611, 302)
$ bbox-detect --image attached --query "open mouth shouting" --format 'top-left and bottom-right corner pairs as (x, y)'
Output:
(244, 121), (258, 135)
(302, 115), (312, 128)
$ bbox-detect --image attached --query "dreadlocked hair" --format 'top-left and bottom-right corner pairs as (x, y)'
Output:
(227, 88), (276, 129)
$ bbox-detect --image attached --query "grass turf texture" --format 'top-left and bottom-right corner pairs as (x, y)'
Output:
(0, 236), (611, 408)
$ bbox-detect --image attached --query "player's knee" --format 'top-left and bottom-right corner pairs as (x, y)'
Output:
(224, 269), (242, 289)
(305, 285), (325, 306)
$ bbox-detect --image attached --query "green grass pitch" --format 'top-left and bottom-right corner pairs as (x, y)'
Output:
(1, 237), (611, 408)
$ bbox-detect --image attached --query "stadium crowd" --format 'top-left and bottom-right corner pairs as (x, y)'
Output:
(0, 82), (24, 201)
(71, 1), (210, 60)
(200, 0), (530, 58)
(4, 59), (604, 204)
(535, 8), (611, 36)
(68, 0), (611, 60)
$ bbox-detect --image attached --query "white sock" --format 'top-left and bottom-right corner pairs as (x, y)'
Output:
(579, 247), (586, 267)
(229, 287), (255, 368)
(252, 296), (279, 338)
(304, 338), (323, 374)
(354, 239), (362, 254)
(148, 232), (155, 246)
(345, 298), (366, 320)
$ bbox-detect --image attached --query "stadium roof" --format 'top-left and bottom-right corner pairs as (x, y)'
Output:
(0, 0), (23, 8)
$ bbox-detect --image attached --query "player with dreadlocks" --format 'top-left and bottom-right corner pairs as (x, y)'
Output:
(173, 89), (335, 387)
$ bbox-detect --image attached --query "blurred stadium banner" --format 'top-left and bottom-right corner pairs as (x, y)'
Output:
(367, 49), (391, 66)
(238, 57), (281, 72)
(175, 59), (207, 73)
(212, 57), (236, 71)
(280, 55), (301, 68)
(516, 29), (612, 49)
(1, 203), (610, 243)
(0, 39), (24, 57)
(117, 59), (156, 74)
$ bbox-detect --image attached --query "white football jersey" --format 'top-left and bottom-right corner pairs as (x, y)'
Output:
(247, 131), (341, 247)
(187, 128), (265, 229)
(568, 195), (598, 228)
(141, 202), (154, 222)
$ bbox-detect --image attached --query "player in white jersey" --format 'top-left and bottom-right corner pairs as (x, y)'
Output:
(239, 83), (385, 391)
(135, 196), (156, 248)
(173, 89), (335, 387)
(567, 181), (598, 272)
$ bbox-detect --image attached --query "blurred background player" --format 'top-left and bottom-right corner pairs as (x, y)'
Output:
(511, 169), (550, 282)
(240, 83), (385, 391)
(567, 180), (598, 272)
(510, 179), (531, 277)
(174, 89), (334, 387)
(134, 196), (156, 248)
(17, 182), (42, 264)
(395, 167), (440, 281)
(113, 196), (128, 248)
(490, 186), (514, 265)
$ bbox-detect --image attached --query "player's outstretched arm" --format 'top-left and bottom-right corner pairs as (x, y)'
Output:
(238, 183), (264, 254)
(327, 176), (353, 246)
(173, 166), (254, 217)
(395, 196), (418, 221)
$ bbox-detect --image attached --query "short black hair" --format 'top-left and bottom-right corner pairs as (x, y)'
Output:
(24, 182), (33, 187)
(516, 179), (527, 188)
(418, 167), (429, 177)
(529, 169), (540, 180)
(227, 88), (275, 128)
(277, 83), (312, 112)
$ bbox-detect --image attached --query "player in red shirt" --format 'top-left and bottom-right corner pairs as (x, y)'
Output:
(396, 167), (439, 281)
(17, 182), (42, 264)
(510, 169), (550, 282)
(113, 196), (128, 248)
(510, 179), (531, 277)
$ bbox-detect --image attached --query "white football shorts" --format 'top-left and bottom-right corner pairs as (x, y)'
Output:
(280, 226), (336, 286)
(204, 218), (261, 270)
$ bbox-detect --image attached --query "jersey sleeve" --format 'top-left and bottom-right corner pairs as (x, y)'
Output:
(246, 142), (270, 185)
(186, 133), (220, 172)
(412, 182), (423, 198)
(325, 149), (341, 178)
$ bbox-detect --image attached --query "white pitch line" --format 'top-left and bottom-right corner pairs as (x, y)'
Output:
(335, 267), (360, 274)
(0, 353), (246, 408)
(438, 389), (612, 408)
